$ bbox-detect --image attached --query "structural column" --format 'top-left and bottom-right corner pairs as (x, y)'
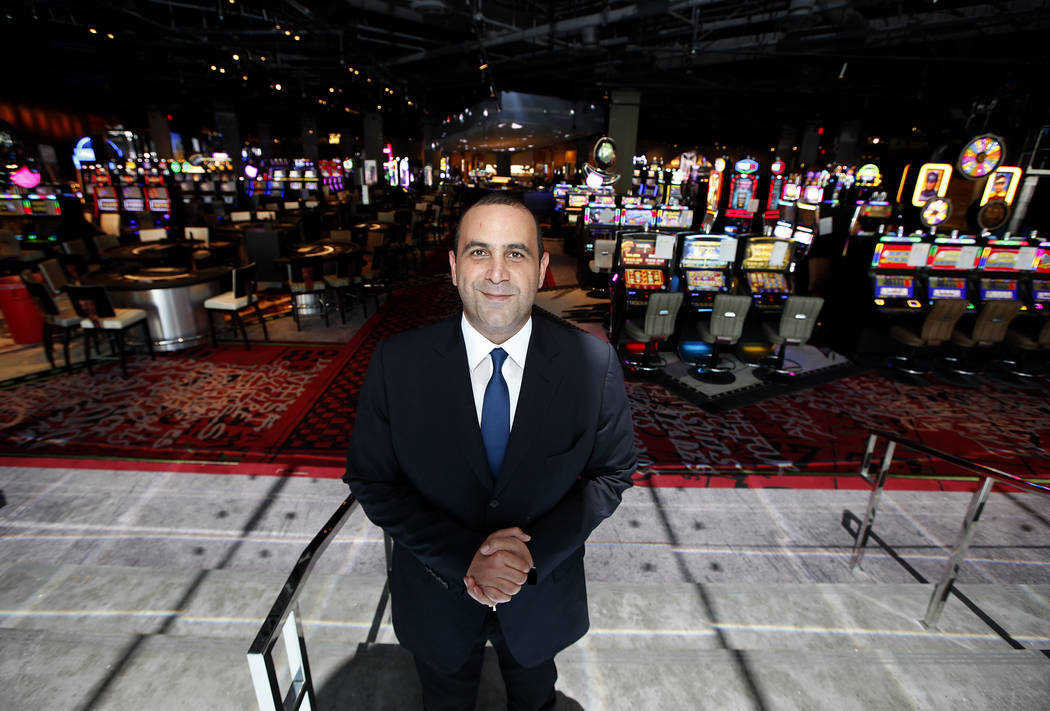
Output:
(607, 89), (640, 196)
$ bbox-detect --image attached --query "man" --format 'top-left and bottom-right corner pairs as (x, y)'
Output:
(344, 193), (637, 710)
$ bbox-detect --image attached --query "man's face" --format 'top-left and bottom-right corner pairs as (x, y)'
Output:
(450, 204), (549, 344)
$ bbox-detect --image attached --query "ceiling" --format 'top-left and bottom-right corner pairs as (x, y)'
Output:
(3, 0), (1049, 154)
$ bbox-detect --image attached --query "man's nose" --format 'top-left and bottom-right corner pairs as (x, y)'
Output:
(486, 255), (509, 282)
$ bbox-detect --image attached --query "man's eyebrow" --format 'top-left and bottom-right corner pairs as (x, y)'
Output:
(462, 240), (532, 253)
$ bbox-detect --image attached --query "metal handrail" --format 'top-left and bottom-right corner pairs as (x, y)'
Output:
(850, 430), (1049, 629)
(246, 495), (358, 711)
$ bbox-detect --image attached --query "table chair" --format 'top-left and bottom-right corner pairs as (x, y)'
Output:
(230, 211), (252, 223)
(138, 227), (167, 243)
(38, 258), (71, 296)
(65, 283), (155, 378)
(204, 263), (269, 349)
(19, 271), (81, 370)
(287, 255), (330, 330)
(100, 213), (121, 236)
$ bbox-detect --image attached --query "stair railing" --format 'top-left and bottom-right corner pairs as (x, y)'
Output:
(851, 429), (1049, 628)
(246, 495), (358, 711)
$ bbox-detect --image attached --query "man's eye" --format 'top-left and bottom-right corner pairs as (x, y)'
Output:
(470, 249), (487, 257)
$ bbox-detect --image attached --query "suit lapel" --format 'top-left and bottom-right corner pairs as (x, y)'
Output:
(431, 315), (494, 491)
(494, 315), (564, 496)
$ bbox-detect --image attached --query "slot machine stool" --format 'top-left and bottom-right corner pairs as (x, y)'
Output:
(946, 300), (1022, 376)
(620, 291), (683, 372)
(689, 294), (752, 384)
(1005, 318), (1050, 378)
(753, 296), (824, 382)
(887, 299), (967, 377)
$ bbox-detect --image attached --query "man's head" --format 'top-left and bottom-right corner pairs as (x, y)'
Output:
(450, 194), (550, 344)
(993, 174), (1008, 192)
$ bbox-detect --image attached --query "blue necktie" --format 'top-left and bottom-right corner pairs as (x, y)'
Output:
(481, 347), (510, 477)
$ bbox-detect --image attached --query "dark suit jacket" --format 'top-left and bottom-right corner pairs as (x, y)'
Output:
(344, 309), (637, 672)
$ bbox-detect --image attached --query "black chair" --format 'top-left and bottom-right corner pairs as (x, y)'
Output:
(323, 252), (364, 323)
(204, 263), (269, 349)
(65, 284), (155, 378)
(19, 271), (81, 370)
(38, 258), (72, 296)
(287, 255), (330, 330)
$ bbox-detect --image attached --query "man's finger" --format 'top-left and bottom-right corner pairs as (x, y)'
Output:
(483, 546), (533, 573)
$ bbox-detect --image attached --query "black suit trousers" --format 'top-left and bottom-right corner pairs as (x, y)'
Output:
(413, 610), (557, 711)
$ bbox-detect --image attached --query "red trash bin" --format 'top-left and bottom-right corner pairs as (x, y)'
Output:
(0, 274), (45, 344)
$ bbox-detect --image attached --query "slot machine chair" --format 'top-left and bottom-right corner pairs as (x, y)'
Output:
(38, 258), (71, 296)
(65, 284), (155, 378)
(620, 291), (684, 372)
(587, 238), (617, 298)
(689, 294), (753, 384)
(946, 300), (1022, 376)
(287, 255), (330, 331)
(886, 299), (968, 376)
(19, 271), (81, 370)
(753, 296), (825, 381)
(204, 263), (269, 350)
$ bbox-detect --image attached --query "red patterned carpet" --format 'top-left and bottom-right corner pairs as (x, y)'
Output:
(2, 277), (1048, 490)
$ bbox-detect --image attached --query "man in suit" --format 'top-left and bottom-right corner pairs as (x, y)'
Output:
(344, 193), (637, 710)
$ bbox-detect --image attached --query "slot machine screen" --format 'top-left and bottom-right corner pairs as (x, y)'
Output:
(1032, 279), (1050, 302)
(121, 186), (145, 212)
(567, 192), (589, 209)
(584, 205), (619, 226)
(782, 183), (801, 202)
(792, 228), (814, 248)
(220, 181), (236, 193)
(772, 221), (793, 240)
(743, 240), (791, 270)
(200, 181), (216, 193)
(981, 248), (1020, 271)
(620, 207), (654, 227)
(686, 270), (726, 292)
(929, 245), (979, 270)
(874, 275), (914, 299)
(928, 277), (967, 300)
(553, 184), (570, 199)
(874, 244), (917, 269)
(592, 194), (616, 206)
(146, 187), (170, 211)
(746, 271), (789, 294)
(802, 185), (823, 204)
(980, 279), (1018, 301)
(657, 208), (693, 229)
(623, 268), (665, 290)
(621, 196), (642, 207)
(680, 238), (728, 269)
(729, 174), (756, 210)
(620, 237), (665, 267)
(97, 186), (119, 211)
(860, 201), (892, 219)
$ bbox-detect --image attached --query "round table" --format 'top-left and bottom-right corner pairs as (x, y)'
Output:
(85, 265), (230, 352)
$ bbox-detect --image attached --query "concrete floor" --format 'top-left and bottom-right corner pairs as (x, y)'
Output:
(2, 241), (1048, 710)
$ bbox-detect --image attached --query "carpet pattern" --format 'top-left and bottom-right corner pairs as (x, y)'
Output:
(2, 275), (1048, 491)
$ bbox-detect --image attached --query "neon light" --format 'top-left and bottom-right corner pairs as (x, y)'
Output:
(11, 166), (41, 189)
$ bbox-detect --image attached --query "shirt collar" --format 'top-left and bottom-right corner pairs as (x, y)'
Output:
(461, 313), (532, 371)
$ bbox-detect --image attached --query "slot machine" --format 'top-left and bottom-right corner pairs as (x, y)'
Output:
(723, 158), (761, 236)
(219, 179), (237, 207)
(739, 236), (794, 311)
(778, 176), (802, 226)
(925, 235), (982, 310)
(577, 196), (621, 286)
(763, 159), (786, 227)
(973, 237), (1029, 309)
(677, 233), (739, 312)
(552, 183), (571, 212)
(975, 166), (1022, 234)
(1020, 237), (1050, 313)
(870, 235), (931, 312)
(790, 202), (819, 259)
(613, 231), (677, 309)
(700, 158), (726, 233)
(565, 189), (590, 226)
(618, 204), (656, 233)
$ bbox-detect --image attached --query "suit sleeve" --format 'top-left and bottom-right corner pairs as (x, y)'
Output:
(525, 341), (638, 582)
(344, 339), (484, 590)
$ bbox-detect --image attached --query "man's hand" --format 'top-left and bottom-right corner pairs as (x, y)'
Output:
(464, 527), (533, 607)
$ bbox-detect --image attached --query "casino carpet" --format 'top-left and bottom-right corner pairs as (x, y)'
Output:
(1, 276), (1048, 490)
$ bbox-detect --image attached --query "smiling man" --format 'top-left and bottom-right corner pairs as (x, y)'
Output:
(345, 193), (637, 710)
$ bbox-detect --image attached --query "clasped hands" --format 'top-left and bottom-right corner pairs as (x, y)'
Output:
(463, 526), (532, 608)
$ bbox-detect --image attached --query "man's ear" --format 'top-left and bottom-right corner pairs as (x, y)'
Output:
(537, 251), (550, 288)
(449, 250), (458, 286)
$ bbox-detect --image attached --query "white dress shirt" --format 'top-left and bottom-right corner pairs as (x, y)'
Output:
(461, 314), (532, 430)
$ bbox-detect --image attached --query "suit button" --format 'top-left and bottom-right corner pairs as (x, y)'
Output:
(489, 499), (500, 508)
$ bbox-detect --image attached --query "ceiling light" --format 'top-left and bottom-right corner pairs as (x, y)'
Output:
(260, 55), (266, 61)
(377, 105), (382, 110)
(329, 87), (335, 93)
(88, 28), (97, 34)
(232, 53), (239, 60)
(219, 67), (226, 73)
(479, 63), (488, 70)
(210, 65), (217, 71)
(275, 24), (281, 30)
(242, 75), (248, 80)
(510, 122), (522, 129)
(106, 33), (114, 39)
(284, 30), (291, 36)
(275, 83), (282, 90)
(293, 35), (301, 41)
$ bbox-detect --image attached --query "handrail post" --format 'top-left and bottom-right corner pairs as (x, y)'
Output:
(922, 476), (995, 629)
(850, 436), (896, 570)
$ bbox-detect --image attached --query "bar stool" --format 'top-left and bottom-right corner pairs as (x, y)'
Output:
(204, 263), (269, 349)
(65, 284), (155, 378)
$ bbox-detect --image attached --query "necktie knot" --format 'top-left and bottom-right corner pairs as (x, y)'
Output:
(481, 347), (510, 478)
